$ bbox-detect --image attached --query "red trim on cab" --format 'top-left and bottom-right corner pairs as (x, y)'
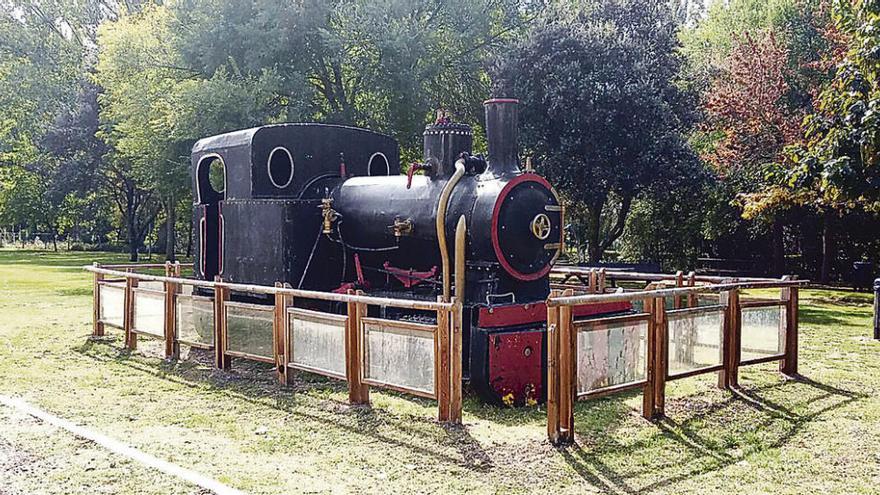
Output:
(478, 301), (633, 328)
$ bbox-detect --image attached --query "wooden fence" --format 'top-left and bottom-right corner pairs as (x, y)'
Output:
(545, 267), (803, 445)
(88, 262), (802, 439)
(87, 262), (463, 424)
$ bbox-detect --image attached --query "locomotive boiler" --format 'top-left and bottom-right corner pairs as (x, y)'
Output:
(190, 99), (628, 405)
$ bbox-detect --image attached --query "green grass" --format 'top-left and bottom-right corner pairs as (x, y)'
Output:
(1, 250), (879, 494)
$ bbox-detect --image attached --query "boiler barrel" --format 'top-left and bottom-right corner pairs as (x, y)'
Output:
(331, 175), (447, 253)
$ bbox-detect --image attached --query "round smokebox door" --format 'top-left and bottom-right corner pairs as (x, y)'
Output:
(493, 178), (561, 279)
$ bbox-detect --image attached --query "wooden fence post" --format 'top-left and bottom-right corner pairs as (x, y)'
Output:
(558, 289), (575, 444)
(642, 298), (655, 419)
(213, 276), (230, 369)
(92, 263), (104, 337)
(686, 271), (696, 308)
(449, 299), (463, 424)
(345, 290), (369, 405)
(781, 280), (799, 378)
(124, 269), (137, 350)
(588, 269), (598, 294)
(654, 296), (667, 418)
(718, 290), (740, 389)
(673, 271), (684, 309)
(273, 282), (288, 385)
(436, 298), (451, 422)
(598, 268), (606, 293)
(164, 262), (179, 360)
(546, 290), (561, 444)
(277, 283), (293, 386)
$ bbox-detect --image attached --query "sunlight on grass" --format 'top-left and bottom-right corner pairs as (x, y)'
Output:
(1, 250), (879, 494)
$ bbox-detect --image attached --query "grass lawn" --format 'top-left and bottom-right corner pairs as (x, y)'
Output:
(1, 249), (879, 494)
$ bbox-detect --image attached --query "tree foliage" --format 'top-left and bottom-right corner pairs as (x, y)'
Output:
(494, 0), (701, 262)
(784, 0), (880, 212)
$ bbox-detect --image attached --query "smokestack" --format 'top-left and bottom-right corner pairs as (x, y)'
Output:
(484, 98), (520, 176)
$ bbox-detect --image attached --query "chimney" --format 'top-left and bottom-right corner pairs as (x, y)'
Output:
(484, 98), (520, 176)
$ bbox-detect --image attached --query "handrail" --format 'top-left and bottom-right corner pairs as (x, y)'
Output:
(84, 265), (454, 311)
(98, 263), (170, 270)
(546, 279), (808, 307)
(552, 266), (781, 284)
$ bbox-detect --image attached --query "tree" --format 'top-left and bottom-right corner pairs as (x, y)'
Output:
(702, 31), (804, 274)
(757, 0), (880, 282)
(168, 0), (528, 152)
(94, 0), (529, 259)
(0, 1), (114, 249)
(494, 0), (700, 263)
(681, 0), (835, 278)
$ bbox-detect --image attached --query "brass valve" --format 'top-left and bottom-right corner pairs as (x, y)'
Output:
(390, 217), (413, 238)
(319, 198), (337, 234)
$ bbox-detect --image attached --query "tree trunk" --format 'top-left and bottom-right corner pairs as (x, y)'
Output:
(165, 195), (176, 262)
(820, 212), (835, 284)
(128, 214), (139, 262)
(771, 219), (785, 276)
(185, 218), (193, 258)
(587, 205), (603, 263)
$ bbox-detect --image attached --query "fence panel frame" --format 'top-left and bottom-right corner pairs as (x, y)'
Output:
(359, 316), (438, 399)
(85, 264), (463, 423)
(222, 300), (276, 364)
(545, 274), (804, 445)
(286, 306), (348, 381)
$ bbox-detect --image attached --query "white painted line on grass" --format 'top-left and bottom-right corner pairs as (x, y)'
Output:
(0, 395), (245, 495)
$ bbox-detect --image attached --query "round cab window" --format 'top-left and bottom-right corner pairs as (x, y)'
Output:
(368, 152), (390, 176)
(207, 158), (225, 194)
(268, 147), (294, 188)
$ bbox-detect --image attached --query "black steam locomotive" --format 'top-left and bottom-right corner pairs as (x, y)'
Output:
(191, 99), (627, 405)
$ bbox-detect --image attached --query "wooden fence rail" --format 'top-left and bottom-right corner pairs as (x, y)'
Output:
(546, 276), (804, 445)
(87, 263), (462, 424)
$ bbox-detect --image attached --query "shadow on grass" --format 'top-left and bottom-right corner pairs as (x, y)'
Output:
(73, 336), (494, 472)
(799, 306), (869, 327)
(557, 376), (865, 494)
(72, 335), (864, 491)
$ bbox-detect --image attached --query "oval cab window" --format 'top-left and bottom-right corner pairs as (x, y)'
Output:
(368, 152), (390, 176)
(268, 147), (294, 188)
(207, 158), (225, 194)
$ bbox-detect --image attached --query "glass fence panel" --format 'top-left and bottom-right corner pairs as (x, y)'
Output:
(176, 294), (214, 346)
(226, 302), (274, 359)
(741, 305), (785, 361)
(137, 281), (165, 291)
(289, 309), (347, 379)
(695, 294), (722, 307)
(133, 289), (165, 337)
(99, 283), (125, 327)
(668, 309), (724, 375)
(363, 319), (435, 396)
(576, 318), (648, 394)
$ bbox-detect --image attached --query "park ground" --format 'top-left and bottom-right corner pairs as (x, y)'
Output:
(0, 250), (879, 494)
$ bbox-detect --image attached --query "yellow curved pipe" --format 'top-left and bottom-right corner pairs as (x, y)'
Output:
(454, 215), (467, 302)
(437, 160), (466, 302)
